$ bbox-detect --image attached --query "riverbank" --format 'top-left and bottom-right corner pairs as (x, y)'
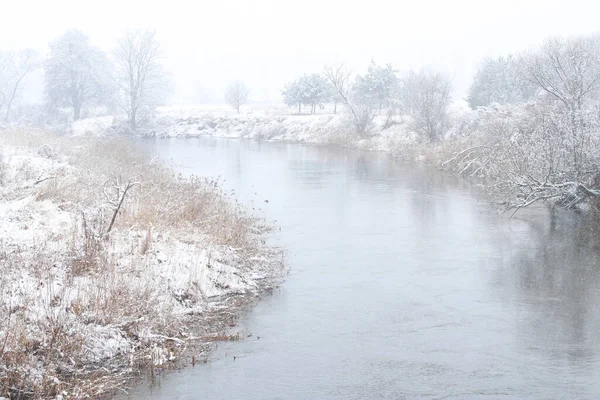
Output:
(69, 105), (470, 165)
(103, 104), (598, 213)
(0, 129), (284, 398)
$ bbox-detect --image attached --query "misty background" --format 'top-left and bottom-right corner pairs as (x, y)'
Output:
(2, 0), (600, 105)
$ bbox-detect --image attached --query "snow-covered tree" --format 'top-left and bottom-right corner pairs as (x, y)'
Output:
(401, 69), (452, 141)
(519, 35), (600, 112)
(114, 30), (170, 132)
(516, 34), (600, 180)
(44, 30), (112, 121)
(447, 34), (600, 212)
(302, 74), (332, 114)
(447, 100), (600, 213)
(282, 79), (303, 113)
(467, 55), (536, 108)
(352, 60), (399, 113)
(224, 80), (249, 113)
(0, 50), (38, 121)
(282, 74), (332, 114)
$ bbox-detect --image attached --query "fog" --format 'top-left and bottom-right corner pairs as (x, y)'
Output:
(3, 0), (600, 104)
(7, 2), (600, 398)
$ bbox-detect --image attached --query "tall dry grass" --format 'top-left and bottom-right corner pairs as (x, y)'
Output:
(0, 128), (282, 399)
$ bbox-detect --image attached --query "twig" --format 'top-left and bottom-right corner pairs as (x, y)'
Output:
(441, 145), (483, 167)
(106, 180), (138, 235)
(34, 176), (56, 185)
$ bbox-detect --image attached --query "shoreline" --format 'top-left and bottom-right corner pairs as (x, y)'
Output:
(71, 109), (453, 165)
(112, 106), (599, 215)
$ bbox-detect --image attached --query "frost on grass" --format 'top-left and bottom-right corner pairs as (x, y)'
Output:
(0, 130), (283, 399)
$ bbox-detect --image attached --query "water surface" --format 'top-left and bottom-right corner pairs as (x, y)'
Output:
(130, 137), (600, 400)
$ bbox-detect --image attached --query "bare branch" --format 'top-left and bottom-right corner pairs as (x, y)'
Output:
(105, 180), (139, 235)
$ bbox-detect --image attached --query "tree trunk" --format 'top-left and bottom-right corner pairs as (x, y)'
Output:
(130, 91), (137, 132)
(5, 99), (12, 121)
(130, 112), (137, 133)
(73, 103), (81, 121)
(334, 101), (337, 115)
(298, 103), (301, 114)
(236, 105), (240, 114)
(5, 68), (31, 121)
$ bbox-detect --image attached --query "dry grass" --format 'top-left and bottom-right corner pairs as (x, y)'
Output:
(2, 128), (268, 251)
(0, 128), (283, 399)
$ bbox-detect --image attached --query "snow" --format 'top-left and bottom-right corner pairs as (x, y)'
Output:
(69, 106), (436, 167)
(0, 132), (283, 397)
(68, 104), (478, 170)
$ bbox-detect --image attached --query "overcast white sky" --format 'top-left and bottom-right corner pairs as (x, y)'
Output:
(2, 0), (600, 104)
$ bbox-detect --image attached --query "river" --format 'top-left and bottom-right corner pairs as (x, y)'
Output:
(128, 137), (600, 400)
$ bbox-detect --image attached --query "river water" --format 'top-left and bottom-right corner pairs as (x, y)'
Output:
(129, 137), (600, 400)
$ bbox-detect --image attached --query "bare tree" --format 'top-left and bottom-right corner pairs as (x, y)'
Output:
(402, 69), (452, 142)
(519, 35), (600, 112)
(324, 62), (352, 115)
(0, 50), (38, 121)
(224, 80), (249, 113)
(114, 30), (169, 132)
(324, 62), (375, 134)
(44, 30), (111, 121)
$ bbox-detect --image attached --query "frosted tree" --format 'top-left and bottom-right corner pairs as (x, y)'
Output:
(44, 30), (112, 120)
(353, 60), (399, 113)
(447, 34), (600, 213)
(302, 74), (331, 114)
(114, 30), (170, 132)
(518, 34), (600, 182)
(467, 55), (536, 108)
(0, 50), (38, 121)
(401, 69), (452, 142)
(224, 80), (249, 113)
(281, 78), (304, 113)
(282, 74), (331, 114)
(519, 35), (600, 112)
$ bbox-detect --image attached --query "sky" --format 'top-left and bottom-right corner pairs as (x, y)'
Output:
(2, 0), (600, 105)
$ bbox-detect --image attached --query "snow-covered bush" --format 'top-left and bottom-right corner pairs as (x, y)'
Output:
(444, 101), (600, 211)
(442, 33), (600, 213)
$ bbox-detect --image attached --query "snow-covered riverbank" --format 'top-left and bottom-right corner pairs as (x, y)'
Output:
(0, 130), (283, 398)
(69, 105), (471, 164)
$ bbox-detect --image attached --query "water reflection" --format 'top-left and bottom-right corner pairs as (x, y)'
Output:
(489, 207), (600, 397)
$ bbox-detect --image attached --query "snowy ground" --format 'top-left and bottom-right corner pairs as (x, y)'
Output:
(0, 130), (283, 399)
